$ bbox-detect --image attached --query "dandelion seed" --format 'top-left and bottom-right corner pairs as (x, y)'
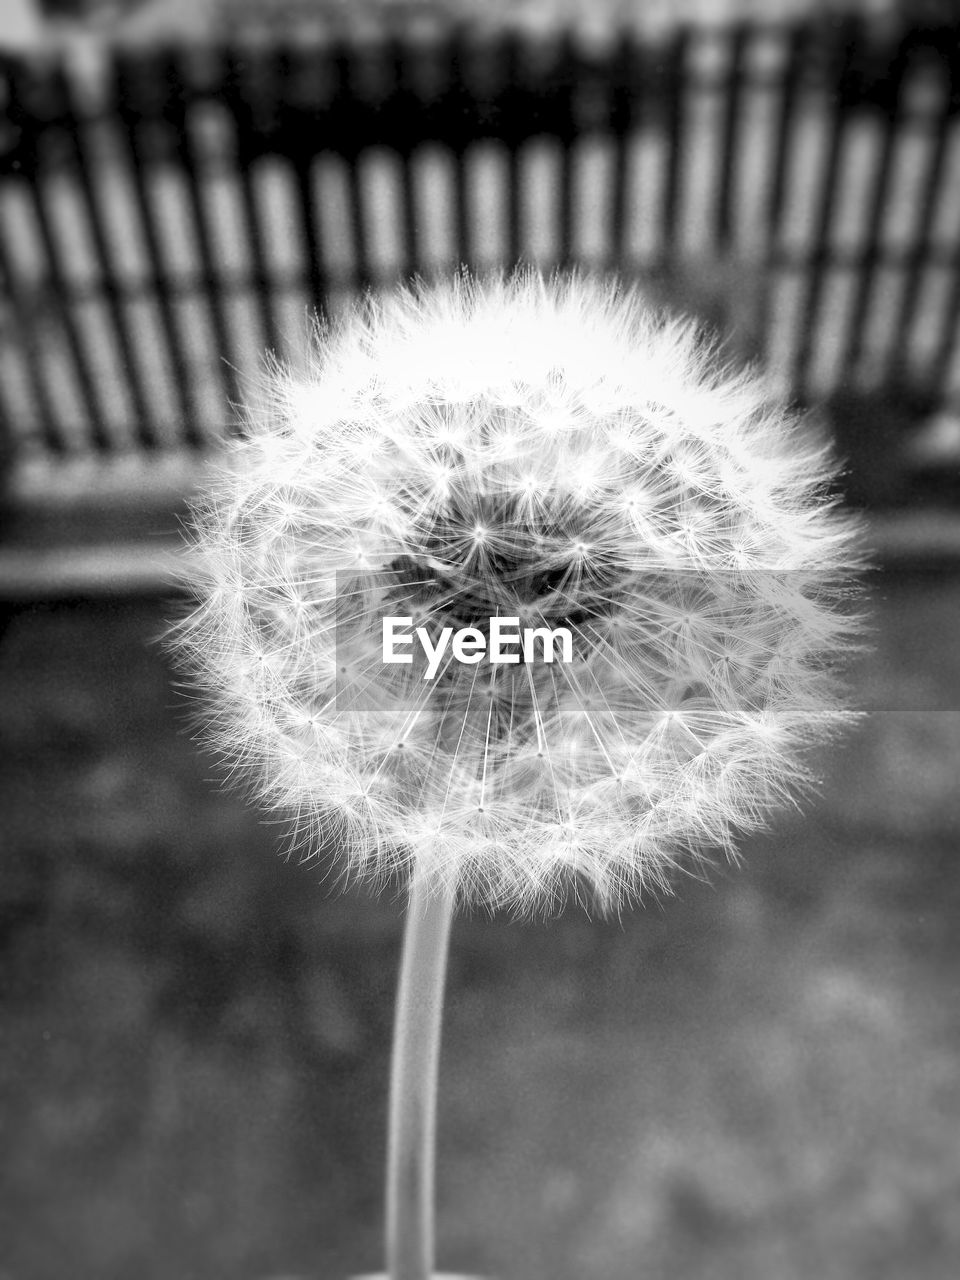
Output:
(171, 270), (863, 915)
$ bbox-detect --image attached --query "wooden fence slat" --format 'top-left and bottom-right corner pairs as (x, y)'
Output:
(8, 63), (109, 447)
(55, 63), (158, 448)
(113, 52), (203, 449)
(792, 18), (862, 398)
(163, 48), (240, 415)
(660, 27), (689, 263)
(0, 222), (61, 452)
(225, 47), (282, 356)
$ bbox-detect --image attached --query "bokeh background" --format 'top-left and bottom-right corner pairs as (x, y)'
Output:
(2, 2), (960, 1279)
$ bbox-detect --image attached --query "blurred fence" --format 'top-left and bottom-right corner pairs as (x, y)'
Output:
(1, 13), (960, 465)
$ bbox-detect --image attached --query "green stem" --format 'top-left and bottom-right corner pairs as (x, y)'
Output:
(386, 872), (457, 1280)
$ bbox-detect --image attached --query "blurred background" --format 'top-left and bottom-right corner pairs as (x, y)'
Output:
(1, 1), (960, 1278)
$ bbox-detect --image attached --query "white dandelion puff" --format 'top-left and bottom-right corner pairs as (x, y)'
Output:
(171, 270), (864, 915)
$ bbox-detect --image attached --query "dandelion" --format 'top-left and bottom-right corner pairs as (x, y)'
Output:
(176, 270), (861, 912)
(171, 270), (863, 1279)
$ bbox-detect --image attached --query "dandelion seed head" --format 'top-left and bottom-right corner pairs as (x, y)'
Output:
(172, 271), (863, 914)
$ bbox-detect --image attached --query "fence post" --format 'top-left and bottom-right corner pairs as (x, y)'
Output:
(0, 0), (45, 53)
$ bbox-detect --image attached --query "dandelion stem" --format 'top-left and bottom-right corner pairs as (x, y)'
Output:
(386, 872), (456, 1280)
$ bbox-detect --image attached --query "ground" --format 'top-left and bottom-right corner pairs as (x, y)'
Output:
(1, 560), (959, 1280)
